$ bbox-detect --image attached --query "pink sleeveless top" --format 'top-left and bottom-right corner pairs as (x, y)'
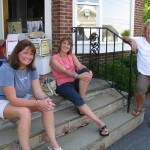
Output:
(52, 54), (76, 86)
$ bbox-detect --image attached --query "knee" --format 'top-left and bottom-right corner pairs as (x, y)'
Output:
(18, 107), (31, 120)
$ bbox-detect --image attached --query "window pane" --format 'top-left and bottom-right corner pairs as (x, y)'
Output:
(102, 0), (131, 41)
(77, 5), (96, 40)
(77, 0), (99, 3)
(8, 0), (44, 33)
(27, 0), (44, 20)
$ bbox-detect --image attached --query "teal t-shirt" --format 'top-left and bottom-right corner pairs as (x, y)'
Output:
(0, 63), (39, 100)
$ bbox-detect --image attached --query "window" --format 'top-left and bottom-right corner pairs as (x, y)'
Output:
(75, 0), (132, 42)
(76, 0), (99, 41)
(102, 0), (131, 41)
(7, 0), (44, 33)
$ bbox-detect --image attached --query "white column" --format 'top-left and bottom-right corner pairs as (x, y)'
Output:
(45, 0), (52, 49)
(0, 0), (4, 39)
(130, 0), (135, 37)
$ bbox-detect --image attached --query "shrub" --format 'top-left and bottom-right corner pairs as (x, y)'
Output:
(89, 55), (137, 96)
(121, 29), (130, 36)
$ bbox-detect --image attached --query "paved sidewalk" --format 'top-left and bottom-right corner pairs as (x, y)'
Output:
(107, 94), (150, 150)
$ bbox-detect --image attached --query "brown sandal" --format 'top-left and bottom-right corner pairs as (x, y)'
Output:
(132, 108), (142, 116)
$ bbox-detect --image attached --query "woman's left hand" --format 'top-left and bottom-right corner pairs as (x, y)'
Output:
(44, 97), (55, 111)
(78, 71), (93, 82)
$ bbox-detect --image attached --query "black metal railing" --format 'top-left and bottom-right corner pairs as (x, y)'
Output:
(72, 27), (134, 112)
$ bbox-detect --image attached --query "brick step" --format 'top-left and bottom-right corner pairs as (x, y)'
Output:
(0, 87), (126, 150)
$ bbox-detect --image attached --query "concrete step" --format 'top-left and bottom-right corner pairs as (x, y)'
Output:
(43, 78), (111, 106)
(0, 79), (110, 127)
(0, 87), (126, 150)
(32, 107), (144, 150)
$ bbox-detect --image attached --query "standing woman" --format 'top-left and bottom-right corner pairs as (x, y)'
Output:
(50, 37), (109, 136)
(123, 21), (150, 117)
(0, 40), (62, 150)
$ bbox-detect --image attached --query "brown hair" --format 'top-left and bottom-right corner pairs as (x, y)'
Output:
(142, 21), (150, 36)
(8, 39), (36, 70)
(57, 37), (73, 54)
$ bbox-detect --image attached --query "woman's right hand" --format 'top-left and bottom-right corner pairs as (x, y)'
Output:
(131, 39), (137, 53)
(36, 99), (56, 112)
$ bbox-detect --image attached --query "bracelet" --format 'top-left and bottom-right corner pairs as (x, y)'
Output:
(35, 100), (38, 104)
(74, 73), (79, 79)
(35, 96), (47, 104)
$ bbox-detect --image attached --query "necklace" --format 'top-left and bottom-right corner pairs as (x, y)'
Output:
(59, 53), (68, 61)
(59, 53), (72, 69)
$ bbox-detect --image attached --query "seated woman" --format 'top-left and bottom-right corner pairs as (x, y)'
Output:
(50, 37), (109, 136)
(0, 40), (62, 150)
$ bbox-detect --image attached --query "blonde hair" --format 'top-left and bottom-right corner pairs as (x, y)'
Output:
(142, 21), (150, 36)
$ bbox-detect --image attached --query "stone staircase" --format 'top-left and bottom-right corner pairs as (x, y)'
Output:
(0, 78), (144, 150)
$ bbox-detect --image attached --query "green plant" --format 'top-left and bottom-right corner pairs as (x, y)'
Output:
(121, 29), (130, 36)
(89, 55), (138, 97)
(144, 0), (150, 22)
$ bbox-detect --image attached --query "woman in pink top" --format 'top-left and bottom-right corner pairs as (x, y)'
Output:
(50, 37), (109, 136)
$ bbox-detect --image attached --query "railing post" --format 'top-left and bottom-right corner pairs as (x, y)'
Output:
(127, 51), (133, 112)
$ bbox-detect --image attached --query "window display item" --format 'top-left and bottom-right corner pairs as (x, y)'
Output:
(30, 38), (50, 56)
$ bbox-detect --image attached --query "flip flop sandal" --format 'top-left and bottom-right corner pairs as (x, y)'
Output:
(132, 108), (142, 116)
(100, 125), (109, 136)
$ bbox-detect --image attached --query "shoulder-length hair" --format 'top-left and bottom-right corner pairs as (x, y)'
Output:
(57, 37), (73, 54)
(8, 39), (36, 70)
(142, 21), (150, 36)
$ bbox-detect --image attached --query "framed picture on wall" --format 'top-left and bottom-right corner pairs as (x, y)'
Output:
(27, 20), (43, 33)
(7, 21), (22, 34)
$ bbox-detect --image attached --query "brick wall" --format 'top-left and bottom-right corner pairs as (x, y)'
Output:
(134, 0), (144, 36)
(52, 0), (72, 53)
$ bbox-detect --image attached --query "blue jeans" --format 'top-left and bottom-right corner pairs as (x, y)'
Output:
(56, 68), (90, 106)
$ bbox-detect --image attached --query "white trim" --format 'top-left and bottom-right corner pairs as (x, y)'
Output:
(72, 0), (76, 27)
(130, 0), (135, 37)
(45, 0), (52, 49)
(76, 0), (99, 5)
(99, 0), (102, 27)
(73, 42), (131, 54)
(0, 0), (4, 39)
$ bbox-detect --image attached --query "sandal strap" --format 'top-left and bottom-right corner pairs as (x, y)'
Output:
(132, 108), (142, 116)
(100, 125), (109, 136)
(101, 125), (107, 130)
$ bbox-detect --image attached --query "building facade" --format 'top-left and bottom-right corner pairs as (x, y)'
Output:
(51, 0), (144, 51)
(0, 0), (144, 46)
(0, 0), (144, 74)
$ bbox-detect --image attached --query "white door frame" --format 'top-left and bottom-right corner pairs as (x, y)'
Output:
(0, 0), (4, 39)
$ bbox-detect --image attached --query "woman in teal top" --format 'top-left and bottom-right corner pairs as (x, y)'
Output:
(0, 40), (62, 150)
